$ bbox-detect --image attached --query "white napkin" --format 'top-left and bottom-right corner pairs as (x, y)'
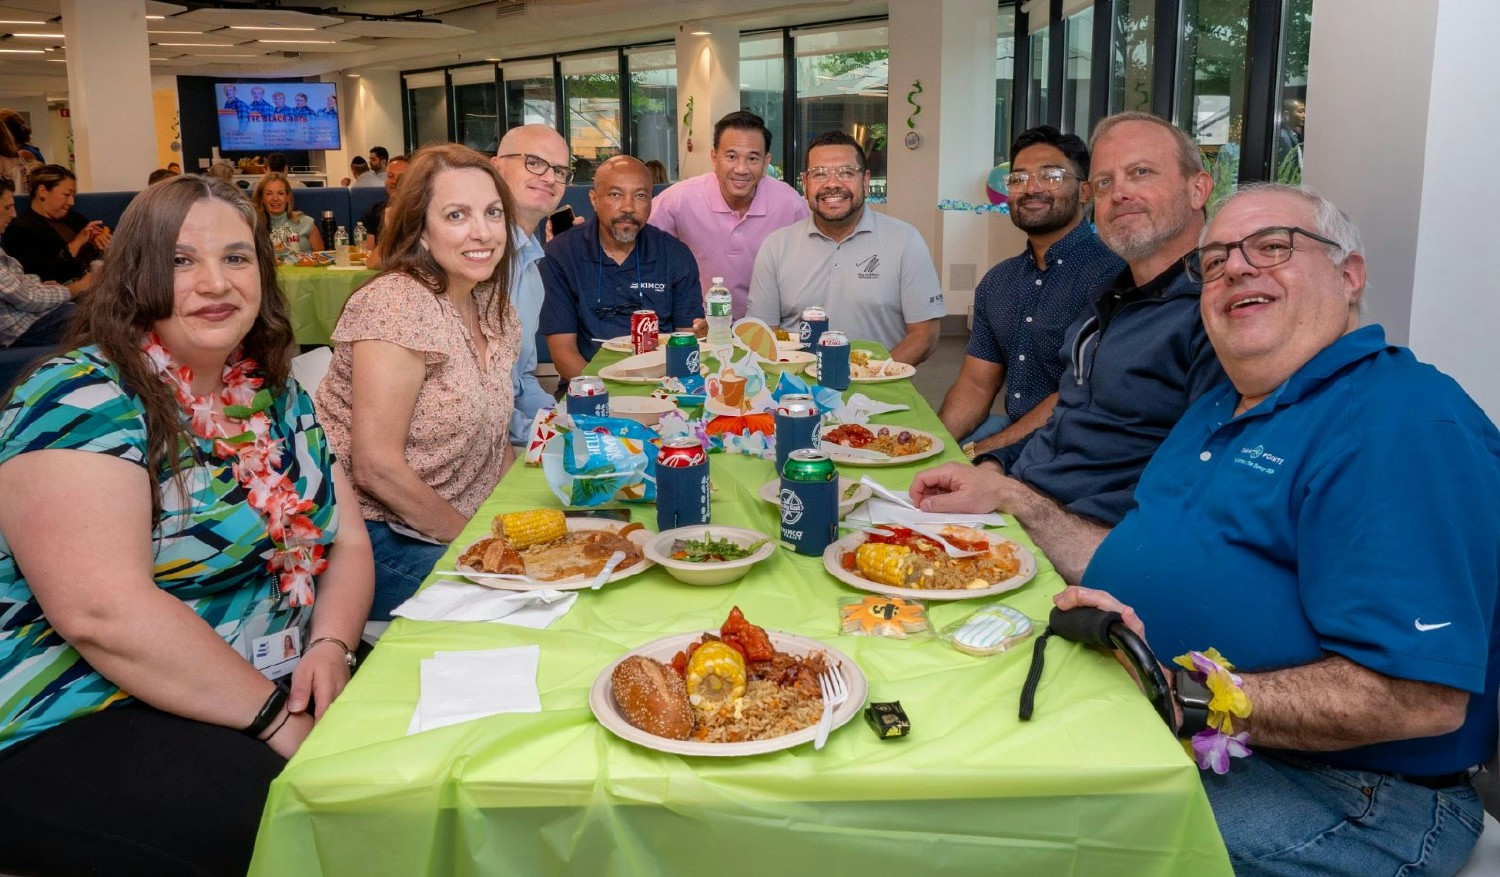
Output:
(848, 496), (1009, 529)
(391, 580), (577, 628)
(407, 645), (542, 734)
(831, 393), (910, 424)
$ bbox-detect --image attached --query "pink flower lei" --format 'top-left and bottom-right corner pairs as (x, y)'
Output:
(142, 332), (325, 606)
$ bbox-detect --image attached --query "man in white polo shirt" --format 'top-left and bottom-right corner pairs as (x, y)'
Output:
(747, 131), (944, 364)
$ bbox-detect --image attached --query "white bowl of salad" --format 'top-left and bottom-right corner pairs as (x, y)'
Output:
(644, 526), (776, 586)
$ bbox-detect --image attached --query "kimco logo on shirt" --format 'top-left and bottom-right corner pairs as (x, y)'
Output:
(856, 254), (881, 278)
(1233, 444), (1285, 474)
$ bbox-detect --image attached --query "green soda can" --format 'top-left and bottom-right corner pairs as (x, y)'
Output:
(779, 448), (838, 555)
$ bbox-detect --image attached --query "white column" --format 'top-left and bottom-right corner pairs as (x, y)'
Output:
(1304, 0), (1500, 419)
(887, 0), (1009, 319)
(60, 0), (155, 192)
(674, 22), (740, 180)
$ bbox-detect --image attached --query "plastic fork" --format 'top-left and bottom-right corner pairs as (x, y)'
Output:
(814, 668), (850, 750)
(590, 551), (628, 590)
(433, 569), (581, 588)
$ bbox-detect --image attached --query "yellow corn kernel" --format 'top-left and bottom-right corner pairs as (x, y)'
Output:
(685, 641), (747, 709)
(856, 542), (913, 587)
(494, 509), (567, 549)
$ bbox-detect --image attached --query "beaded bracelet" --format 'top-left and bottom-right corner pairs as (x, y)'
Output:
(243, 683), (289, 738)
(1173, 648), (1252, 775)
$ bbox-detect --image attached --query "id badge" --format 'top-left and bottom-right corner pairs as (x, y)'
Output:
(252, 626), (303, 681)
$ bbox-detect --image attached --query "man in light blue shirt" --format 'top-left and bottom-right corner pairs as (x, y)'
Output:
(492, 124), (574, 444)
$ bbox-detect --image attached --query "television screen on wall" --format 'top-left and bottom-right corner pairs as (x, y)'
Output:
(216, 81), (341, 152)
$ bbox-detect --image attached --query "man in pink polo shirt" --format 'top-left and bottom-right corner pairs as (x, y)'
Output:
(648, 111), (808, 320)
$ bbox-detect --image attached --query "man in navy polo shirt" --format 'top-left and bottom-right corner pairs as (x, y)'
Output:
(539, 155), (704, 381)
(938, 125), (1123, 455)
(1042, 184), (1499, 875)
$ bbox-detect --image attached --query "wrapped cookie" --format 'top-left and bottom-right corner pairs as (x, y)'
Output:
(940, 602), (1034, 656)
(838, 595), (931, 639)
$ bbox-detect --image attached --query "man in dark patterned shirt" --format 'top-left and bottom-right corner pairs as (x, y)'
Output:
(939, 125), (1122, 455)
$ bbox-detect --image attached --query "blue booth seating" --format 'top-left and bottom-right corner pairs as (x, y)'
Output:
(11, 184), (389, 238)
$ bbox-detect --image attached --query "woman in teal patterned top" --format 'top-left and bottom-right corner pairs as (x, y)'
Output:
(0, 175), (373, 876)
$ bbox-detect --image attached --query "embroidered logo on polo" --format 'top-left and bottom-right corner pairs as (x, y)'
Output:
(1232, 444), (1286, 475)
(856, 254), (881, 279)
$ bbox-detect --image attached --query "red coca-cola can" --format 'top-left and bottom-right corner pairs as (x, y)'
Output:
(657, 435), (708, 467)
(631, 310), (659, 354)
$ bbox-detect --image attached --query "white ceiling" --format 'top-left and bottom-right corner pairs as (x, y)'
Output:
(0, 0), (886, 100)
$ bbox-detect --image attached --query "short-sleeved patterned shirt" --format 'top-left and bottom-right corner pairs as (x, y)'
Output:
(316, 271), (520, 524)
(0, 346), (339, 751)
(966, 222), (1123, 421)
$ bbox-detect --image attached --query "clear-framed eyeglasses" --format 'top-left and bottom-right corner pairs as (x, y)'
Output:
(805, 165), (864, 184)
(1003, 168), (1080, 191)
(1184, 226), (1341, 283)
(497, 152), (575, 185)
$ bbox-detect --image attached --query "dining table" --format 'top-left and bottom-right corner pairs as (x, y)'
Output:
(249, 342), (1233, 877)
(275, 263), (378, 346)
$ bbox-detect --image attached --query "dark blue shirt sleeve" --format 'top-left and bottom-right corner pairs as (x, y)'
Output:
(670, 243), (704, 327)
(537, 250), (582, 339)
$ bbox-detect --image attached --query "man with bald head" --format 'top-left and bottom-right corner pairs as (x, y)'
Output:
(494, 124), (573, 441)
(539, 155), (703, 381)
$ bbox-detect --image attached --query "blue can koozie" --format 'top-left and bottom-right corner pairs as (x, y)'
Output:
(799, 306), (829, 347)
(665, 333), (700, 380)
(780, 449), (838, 556)
(656, 437), (711, 530)
(816, 332), (851, 391)
(774, 396), (821, 476)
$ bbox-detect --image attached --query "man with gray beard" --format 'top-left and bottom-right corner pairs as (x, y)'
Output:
(912, 112), (1226, 544)
(539, 156), (703, 381)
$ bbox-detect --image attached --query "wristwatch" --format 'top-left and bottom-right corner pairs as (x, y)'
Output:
(1172, 668), (1211, 738)
(308, 636), (357, 671)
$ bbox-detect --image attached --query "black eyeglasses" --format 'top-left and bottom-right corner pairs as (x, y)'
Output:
(497, 152), (575, 185)
(1185, 226), (1341, 283)
(1003, 168), (1080, 191)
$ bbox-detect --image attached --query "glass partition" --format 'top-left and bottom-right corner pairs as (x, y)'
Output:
(996, 6), (1017, 163)
(1272, 0), (1312, 183)
(1062, 6), (1094, 134)
(740, 34), (786, 177)
(628, 45), (678, 181)
(1109, 0), (1155, 114)
(451, 65), (498, 153)
(561, 52), (621, 183)
(404, 70), (448, 150)
(1027, 27), (1049, 128)
(504, 59), (556, 131)
(792, 23), (889, 198)
(1174, 0), (1251, 204)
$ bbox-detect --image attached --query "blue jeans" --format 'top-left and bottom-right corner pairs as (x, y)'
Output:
(364, 520), (448, 620)
(960, 414), (1011, 447)
(1204, 752), (1483, 877)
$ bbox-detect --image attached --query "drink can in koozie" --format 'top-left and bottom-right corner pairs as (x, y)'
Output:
(816, 331), (852, 391)
(656, 436), (710, 530)
(799, 306), (828, 347)
(631, 310), (660, 355)
(774, 394), (821, 475)
(779, 448), (838, 555)
(665, 331), (700, 379)
(567, 375), (610, 419)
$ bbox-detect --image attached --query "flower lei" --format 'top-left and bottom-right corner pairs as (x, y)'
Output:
(1173, 648), (1253, 774)
(142, 332), (326, 606)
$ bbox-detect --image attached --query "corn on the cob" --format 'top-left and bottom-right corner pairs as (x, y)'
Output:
(493, 508), (567, 548)
(685, 641), (747, 708)
(856, 542), (913, 587)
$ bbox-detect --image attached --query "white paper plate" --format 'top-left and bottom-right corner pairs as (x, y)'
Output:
(610, 395), (676, 425)
(822, 530), (1037, 601)
(589, 631), (866, 756)
(757, 477), (872, 517)
(807, 360), (917, 383)
(598, 349), (667, 384)
(819, 427), (944, 467)
(454, 518), (653, 590)
(603, 334), (707, 354)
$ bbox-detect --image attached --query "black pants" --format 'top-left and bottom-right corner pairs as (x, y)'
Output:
(0, 702), (286, 877)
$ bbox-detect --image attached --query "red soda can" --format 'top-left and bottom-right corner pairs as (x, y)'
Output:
(656, 435), (710, 529)
(631, 310), (660, 354)
(657, 435), (708, 468)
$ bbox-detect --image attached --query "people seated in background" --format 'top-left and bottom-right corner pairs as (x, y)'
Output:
(0, 108), (43, 163)
(649, 111), (808, 320)
(0, 174), (372, 876)
(343, 155), (370, 188)
(644, 159), (669, 185)
(206, 160), (236, 183)
(2, 164), (111, 284)
(251, 172), (324, 253)
(747, 130), (944, 365)
(360, 153), (410, 267)
(539, 155), (704, 381)
(912, 112), (1224, 547)
(266, 152), (304, 187)
(0, 178), (89, 350)
(0, 119), (31, 194)
(147, 168), (176, 186)
(938, 125), (1123, 453)
(353, 146), (388, 189)
(314, 144), (522, 620)
(1047, 184), (1493, 876)
(492, 125), (573, 443)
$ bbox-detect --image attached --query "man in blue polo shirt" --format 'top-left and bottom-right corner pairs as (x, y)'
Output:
(539, 155), (704, 381)
(938, 125), (1123, 455)
(1042, 183), (1499, 875)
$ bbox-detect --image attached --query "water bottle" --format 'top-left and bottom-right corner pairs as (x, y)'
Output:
(706, 276), (732, 348)
(352, 222), (367, 251)
(334, 226), (349, 266)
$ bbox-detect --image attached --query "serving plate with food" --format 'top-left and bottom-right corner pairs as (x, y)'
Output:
(455, 509), (652, 590)
(590, 607), (866, 756)
(643, 526), (775, 586)
(823, 524), (1037, 601)
(820, 424), (944, 466)
(757, 477), (872, 517)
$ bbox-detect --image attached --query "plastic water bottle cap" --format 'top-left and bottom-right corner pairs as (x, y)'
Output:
(711, 277), (724, 285)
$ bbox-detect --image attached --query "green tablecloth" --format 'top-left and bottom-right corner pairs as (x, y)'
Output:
(276, 264), (377, 346)
(250, 350), (1232, 876)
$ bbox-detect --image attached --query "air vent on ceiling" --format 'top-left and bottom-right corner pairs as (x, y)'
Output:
(496, 1), (525, 18)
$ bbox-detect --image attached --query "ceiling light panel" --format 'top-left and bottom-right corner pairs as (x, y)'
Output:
(323, 20), (475, 39)
(175, 8), (344, 29)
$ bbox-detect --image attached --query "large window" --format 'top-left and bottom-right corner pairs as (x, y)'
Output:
(1109, 0), (1155, 114)
(628, 46), (678, 181)
(1062, 4), (1094, 134)
(451, 65), (498, 154)
(1272, 0), (1312, 183)
(1026, 25), (1049, 129)
(504, 59), (556, 131)
(1175, 0), (1251, 202)
(404, 70), (448, 150)
(792, 22), (889, 197)
(562, 53), (621, 183)
(741, 34), (787, 177)
(996, 5), (1017, 163)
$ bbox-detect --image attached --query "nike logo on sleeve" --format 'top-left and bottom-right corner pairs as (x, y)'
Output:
(1414, 619), (1453, 632)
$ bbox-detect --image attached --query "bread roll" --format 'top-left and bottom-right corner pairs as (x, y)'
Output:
(611, 656), (693, 740)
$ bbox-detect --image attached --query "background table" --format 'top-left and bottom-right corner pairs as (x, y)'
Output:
(276, 264), (377, 346)
(250, 347), (1232, 877)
